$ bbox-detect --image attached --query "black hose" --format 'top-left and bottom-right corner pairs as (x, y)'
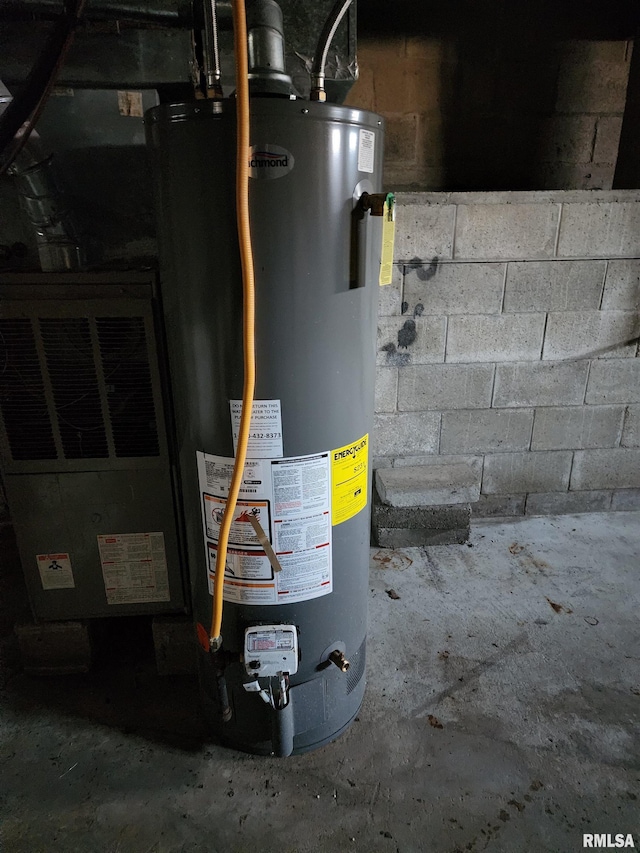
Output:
(311, 0), (353, 83)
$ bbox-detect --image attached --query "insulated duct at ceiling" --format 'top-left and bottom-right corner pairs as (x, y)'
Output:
(0, 0), (357, 102)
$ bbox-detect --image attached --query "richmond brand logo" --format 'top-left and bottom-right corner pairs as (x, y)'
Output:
(248, 144), (294, 179)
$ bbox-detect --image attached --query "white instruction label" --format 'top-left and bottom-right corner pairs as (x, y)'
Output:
(358, 129), (375, 173)
(197, 450), (332, 605)
(97, 532), (170, 605)
(230, 399), (283, 458)
(37, 552), (75, 590)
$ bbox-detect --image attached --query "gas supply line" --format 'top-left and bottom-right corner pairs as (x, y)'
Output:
(209, 0), (256, 651)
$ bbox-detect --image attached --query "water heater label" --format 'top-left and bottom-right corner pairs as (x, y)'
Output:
(197, 450), (333, 605)
(358, 130), (376, 173)
(37, 552), (75, 590)
(230, 399), (283, 458)
(331, 434), (369, 526)
(97, 532), (170, 605)
(248, 144), (294, 180)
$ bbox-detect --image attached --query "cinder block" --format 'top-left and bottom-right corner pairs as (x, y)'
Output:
(378, 264), (404, 317)
(446, 314), (545, 363)
(611, 488), (640, 511)
(470, 494), (526, 518)
(594, 116), (624, 165)
(556, 54), (630, 114)
(533, 162), (614, 192)
(384, 114), (419, 164)
(557, 202), (640, 258)
(440, 409), (533, 454)
(373, 457), (393, 469)
(374, 524), (470, 548)
(537, 115), (598, 163)
(375, 462), (481, 507)
(404, 261), (505, 315)
(399, 363), (495, 411)
(622, 405), (640, 447)
(493, 361), (589, 408)
(531, 405), (625, 450)
(525, 490), (612, 515)
(393, 453), (482, 471)
(586, 359), (640, 404)
(571, 448), (640, 490)
(375, 367), (398, 413)
(373, 51), (442, 114)
(454, 203), (560, 260)
(152, 616), (197, 676)
(372, 497), (471, 547)
(373, 412), (440, 457)
(16, 619), (92, 675)
(342, 58), (376, 112)
(557, 40), (630, 64)
(503, 260), (606, 313)
(601, 260), (640, 311)
(482, 451), (572, 494)
(542, 311), (640, 360)
(377, 316), (446, 365)
(395, 201), (455, 262)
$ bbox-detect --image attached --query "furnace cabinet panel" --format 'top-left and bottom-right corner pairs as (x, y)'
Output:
(0, 273), (187, 620)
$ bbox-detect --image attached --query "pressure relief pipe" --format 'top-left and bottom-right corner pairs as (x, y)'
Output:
(209, 0), (256, 650)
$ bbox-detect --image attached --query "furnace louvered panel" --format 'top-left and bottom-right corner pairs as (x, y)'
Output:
(40, 317), (109, 460)
(96, 317), (159, 458)
(0, 318), (57, 461)
(0, 312), (161, 466)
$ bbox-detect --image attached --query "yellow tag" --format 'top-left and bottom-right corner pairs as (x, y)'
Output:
(379, 193), (396, 286)
(331, 434), (368, 526)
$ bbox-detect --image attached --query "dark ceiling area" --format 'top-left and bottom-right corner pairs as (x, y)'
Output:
(357, 0), (640, 41)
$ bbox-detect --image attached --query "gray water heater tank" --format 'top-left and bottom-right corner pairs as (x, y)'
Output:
(146, 97), (384, 754)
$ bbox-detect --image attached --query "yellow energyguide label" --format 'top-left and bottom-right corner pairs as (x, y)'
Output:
(331, 434), (368, 526)
(379, 193), (396, 286)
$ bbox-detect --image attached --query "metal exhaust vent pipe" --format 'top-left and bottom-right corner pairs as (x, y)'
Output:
(0, 81), (92, 271)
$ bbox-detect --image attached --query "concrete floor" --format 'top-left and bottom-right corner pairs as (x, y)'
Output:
(1, 511), (639, 852)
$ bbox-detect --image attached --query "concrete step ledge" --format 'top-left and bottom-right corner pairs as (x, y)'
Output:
(375, 463), (481, 508)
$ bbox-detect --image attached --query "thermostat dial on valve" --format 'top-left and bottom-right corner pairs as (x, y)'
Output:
(244, 625), (299, 677)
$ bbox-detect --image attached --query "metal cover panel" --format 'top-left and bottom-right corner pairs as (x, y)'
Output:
(5, 468), (186, 620)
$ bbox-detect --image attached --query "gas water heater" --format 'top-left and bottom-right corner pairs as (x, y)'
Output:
(146, 0), (388, 755)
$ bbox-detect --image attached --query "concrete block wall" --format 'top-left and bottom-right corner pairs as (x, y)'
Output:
(375, 189), (640, 517)
(345, 38), (632, 191)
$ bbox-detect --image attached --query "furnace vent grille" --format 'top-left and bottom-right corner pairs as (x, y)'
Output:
(0, 315), (160, 463)
(96, 317), (159, 458)
(40, 318), (109, 459)
(0, 319), (57, 461)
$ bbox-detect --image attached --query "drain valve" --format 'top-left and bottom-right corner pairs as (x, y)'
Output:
(329, 649), (350, 672)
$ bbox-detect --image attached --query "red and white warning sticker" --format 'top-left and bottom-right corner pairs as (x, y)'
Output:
(36, 552), (75, 590)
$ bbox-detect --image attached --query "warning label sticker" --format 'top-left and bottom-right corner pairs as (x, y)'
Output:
(331, 434), (369, 526)
(270, 453), (332, 602)
(203, 494), (271, 548)
(358, 129), (375, 173)
(97, 532), (170, 605)
(36, 552), (75, 590)
(196, 450), (332, 605)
